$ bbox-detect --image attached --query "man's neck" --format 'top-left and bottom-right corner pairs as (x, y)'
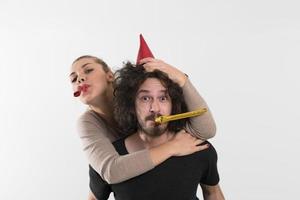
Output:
(125, 130), (175, 153)
(137, 130), (175, 148)
(138, 132), (173, 149)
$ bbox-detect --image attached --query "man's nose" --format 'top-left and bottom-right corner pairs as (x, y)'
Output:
(150, 100), (160, 113)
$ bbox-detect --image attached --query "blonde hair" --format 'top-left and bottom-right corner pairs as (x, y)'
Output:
(73, 55), (110, 72)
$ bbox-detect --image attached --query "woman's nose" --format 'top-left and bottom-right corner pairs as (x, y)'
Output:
(77, 76), (86, 84)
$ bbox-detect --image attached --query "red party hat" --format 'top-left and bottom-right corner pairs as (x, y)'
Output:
(136, 34), (154, 64)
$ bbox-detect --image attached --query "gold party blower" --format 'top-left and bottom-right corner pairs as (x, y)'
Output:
(155, 108), (208, 124)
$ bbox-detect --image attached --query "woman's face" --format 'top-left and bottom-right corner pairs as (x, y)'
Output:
(70, 58), (113, 105)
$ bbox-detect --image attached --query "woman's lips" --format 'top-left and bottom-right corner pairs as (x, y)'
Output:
(73, 84), (90, 97)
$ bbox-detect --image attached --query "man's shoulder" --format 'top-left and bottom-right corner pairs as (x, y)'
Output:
(193, 141), (218, 160)
(204, 141), (217, 154)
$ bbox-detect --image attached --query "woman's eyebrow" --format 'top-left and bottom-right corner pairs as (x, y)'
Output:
(69, 63), (92, 77)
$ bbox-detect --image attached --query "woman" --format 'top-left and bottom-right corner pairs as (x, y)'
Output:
(70, 55), (216, 199)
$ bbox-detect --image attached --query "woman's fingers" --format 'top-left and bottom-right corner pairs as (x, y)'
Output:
(194, 139), (205, 145)
(140, 59), (186, 86)
(139, 57), (157, 65)
(195, 143), (210, 151)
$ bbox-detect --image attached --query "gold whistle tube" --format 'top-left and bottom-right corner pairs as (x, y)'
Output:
(155, 108), (208, 124)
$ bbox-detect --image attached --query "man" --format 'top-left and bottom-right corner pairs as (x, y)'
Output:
(89, 62), (225, 200)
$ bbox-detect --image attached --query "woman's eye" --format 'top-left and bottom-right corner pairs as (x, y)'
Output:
(71, 77), (77, 83)
(85, 68), (94, 74)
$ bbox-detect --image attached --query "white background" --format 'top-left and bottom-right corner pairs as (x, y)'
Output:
(1, 0), (300, 199)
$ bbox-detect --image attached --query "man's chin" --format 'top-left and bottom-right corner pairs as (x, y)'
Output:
(142, 126), (166, 137)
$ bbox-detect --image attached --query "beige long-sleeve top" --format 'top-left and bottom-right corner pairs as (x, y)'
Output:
(77, 79), (216, 184)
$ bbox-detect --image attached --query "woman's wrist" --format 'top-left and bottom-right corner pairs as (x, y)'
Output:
(164, 137), (178, 156)
(149, 141), (174, 166)
(177, 73), (188, 87)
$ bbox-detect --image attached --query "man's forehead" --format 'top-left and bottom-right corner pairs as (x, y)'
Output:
(137, 78), (167, 93)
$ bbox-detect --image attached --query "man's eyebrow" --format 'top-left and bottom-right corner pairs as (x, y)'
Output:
(69, 63), (92, 77)
(137, 89), (150, 94)
(161, 90), (168, 96)
(137, 89), (167, 94)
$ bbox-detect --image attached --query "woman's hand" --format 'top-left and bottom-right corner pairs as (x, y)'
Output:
(169, 129), (209, 156)
(149, 129), (208, 166)
(139, 57), (188, 87)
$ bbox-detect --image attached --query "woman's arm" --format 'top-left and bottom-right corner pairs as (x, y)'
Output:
(78, 110), (207, 184)
(141, 58), (216, 139)
(182, 79), (216, 139)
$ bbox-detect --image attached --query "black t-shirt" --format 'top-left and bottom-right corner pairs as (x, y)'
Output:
(89, 138), (219, 200)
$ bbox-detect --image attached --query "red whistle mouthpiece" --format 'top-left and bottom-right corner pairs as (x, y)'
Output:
(73, 86), (82, 97)
(73, 90), (81, 97)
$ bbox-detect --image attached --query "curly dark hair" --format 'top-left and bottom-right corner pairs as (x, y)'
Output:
(113, 62), (190, 136)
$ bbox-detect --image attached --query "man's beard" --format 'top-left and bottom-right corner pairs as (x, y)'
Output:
(138, 113), (168, 137)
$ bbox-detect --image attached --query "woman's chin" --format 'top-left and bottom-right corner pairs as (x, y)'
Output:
(80, 95), (93, 105)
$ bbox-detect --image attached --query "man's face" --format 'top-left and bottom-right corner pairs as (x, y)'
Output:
(135, 78), (172, 137)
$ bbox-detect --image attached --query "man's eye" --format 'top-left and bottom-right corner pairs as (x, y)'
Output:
(141, 96), (151, 102)
(159, 96), (168, 101)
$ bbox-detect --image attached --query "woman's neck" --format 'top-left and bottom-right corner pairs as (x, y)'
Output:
(90, 104), (113, 120)
(89, 85), (114, 122)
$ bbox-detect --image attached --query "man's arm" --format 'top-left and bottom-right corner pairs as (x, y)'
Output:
(200, 184), (225, 200)
(89, 165), (112, 200)
(199, 143), (223, 200)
